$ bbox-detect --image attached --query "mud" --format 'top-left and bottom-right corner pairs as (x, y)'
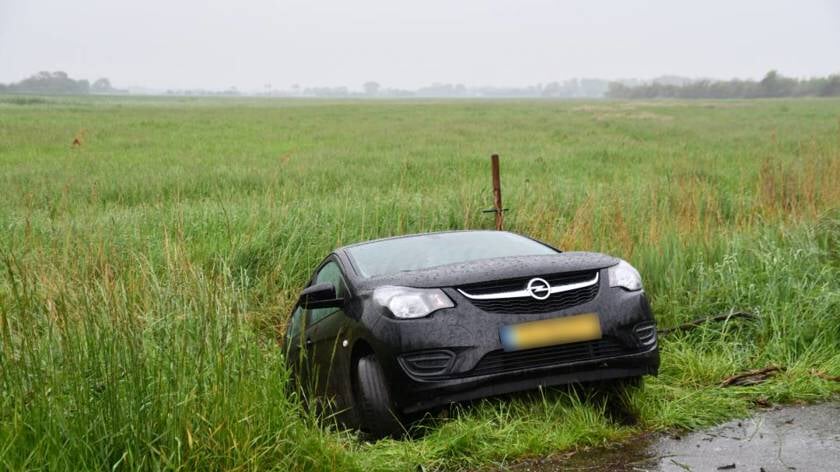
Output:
(507, 402), (840, 471)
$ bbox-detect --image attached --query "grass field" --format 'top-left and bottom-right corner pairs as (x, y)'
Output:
(1, 96), (839, 470)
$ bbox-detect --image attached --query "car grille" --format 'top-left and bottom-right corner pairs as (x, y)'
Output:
(458, 270), (600, 314)
(469, 337), (635, 377)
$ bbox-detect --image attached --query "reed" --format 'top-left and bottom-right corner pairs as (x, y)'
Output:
(0, 96), (838, 470)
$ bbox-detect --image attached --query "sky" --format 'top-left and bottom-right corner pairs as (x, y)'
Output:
(1, 0), (838, 91)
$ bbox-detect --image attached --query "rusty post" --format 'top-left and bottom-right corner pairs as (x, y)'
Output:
(491, 154), (503, 230)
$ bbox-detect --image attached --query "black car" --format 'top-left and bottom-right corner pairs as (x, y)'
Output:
(285, 231), (659, 437)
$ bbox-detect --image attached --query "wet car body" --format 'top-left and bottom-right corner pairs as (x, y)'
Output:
(285, 231), (659, 436)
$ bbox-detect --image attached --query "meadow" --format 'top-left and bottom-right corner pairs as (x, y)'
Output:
(0, 96), (838, 470)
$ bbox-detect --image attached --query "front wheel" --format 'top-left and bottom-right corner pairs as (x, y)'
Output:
(354, 354), (403, 438)
(603, 376), (643, 426)
(615, 376), (643, 390)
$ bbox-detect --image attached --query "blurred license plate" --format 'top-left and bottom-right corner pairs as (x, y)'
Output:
(500, 313), (602, 352)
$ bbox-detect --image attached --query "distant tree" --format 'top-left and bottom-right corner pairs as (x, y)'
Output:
(758, 70), (780, 97)
(758, 70), (796, 97)
(363, 81), (380, 96)
(819, 75), (840, 97)
(6, 71), (90, 95)
(92, 78), (113, 93)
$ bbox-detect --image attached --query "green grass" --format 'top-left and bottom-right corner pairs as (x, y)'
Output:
(0, 96), (838, 470)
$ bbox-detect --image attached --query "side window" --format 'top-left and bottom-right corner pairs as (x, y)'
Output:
(309, 261), (348, 325)
(287, 305), (304, 344)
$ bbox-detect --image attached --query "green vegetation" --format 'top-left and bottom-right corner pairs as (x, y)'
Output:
(1, 96), (838, 470)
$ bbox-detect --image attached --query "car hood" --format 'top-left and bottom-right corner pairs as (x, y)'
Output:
(355, 252), (619, 290)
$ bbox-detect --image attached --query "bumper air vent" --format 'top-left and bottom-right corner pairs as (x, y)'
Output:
(399, 350), (455, 377)
(634, 322), (657, 348)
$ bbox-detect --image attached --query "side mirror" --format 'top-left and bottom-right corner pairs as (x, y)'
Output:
(299, 283), (344, 310)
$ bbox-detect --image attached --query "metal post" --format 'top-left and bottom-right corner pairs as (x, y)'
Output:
(491, 154), (503, 230)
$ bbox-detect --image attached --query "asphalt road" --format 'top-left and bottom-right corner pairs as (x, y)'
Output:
(509, 402), (840, 471)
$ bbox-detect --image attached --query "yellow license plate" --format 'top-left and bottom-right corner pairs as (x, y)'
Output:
(500, 313), (602, 351)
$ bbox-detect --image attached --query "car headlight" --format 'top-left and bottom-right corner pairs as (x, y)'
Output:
(608, 260), (643, 291)
(373, 286), (454, 319)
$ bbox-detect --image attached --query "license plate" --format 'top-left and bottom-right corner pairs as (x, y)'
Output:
(500, 313), (602, 352)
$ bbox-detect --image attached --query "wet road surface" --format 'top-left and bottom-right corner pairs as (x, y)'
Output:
(508, 402), (840, 471)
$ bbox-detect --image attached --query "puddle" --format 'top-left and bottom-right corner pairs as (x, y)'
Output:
(505, 402), (840, 471)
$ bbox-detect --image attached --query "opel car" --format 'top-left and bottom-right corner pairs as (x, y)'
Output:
(285, 230), (659, 437)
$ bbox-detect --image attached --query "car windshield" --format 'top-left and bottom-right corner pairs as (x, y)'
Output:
(346, 231), (558, 278)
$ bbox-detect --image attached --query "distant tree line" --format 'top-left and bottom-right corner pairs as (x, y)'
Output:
(607, 71), (840, 99)
(6, 70), (838, 99)
(288, 79), (611, 98)
(165, 87), (241, 96)
(0, 71), (125, 95)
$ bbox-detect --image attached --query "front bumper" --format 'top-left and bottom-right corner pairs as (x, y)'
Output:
(361, 268), (660, 413)
(399, 346), (659, 414)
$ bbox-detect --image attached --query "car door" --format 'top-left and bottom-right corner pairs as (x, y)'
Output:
(284, 304), (308, 385)
(304, 259), (352, 405)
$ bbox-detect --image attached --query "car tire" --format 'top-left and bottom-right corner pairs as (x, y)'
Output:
(616, 376), (643, 390)
(355, 354), (403, 438)
(605, 376), (643, 426)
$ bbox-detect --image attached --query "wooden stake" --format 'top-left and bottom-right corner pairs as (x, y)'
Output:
(491, 154), (503, 230)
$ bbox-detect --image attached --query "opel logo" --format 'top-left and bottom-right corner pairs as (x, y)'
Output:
(526, 277), (551, 300)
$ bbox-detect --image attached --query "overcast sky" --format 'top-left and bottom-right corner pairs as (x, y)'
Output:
(1, 0), (838, 91)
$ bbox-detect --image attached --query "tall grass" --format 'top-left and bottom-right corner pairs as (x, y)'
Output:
(0, 97), (838, 470)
